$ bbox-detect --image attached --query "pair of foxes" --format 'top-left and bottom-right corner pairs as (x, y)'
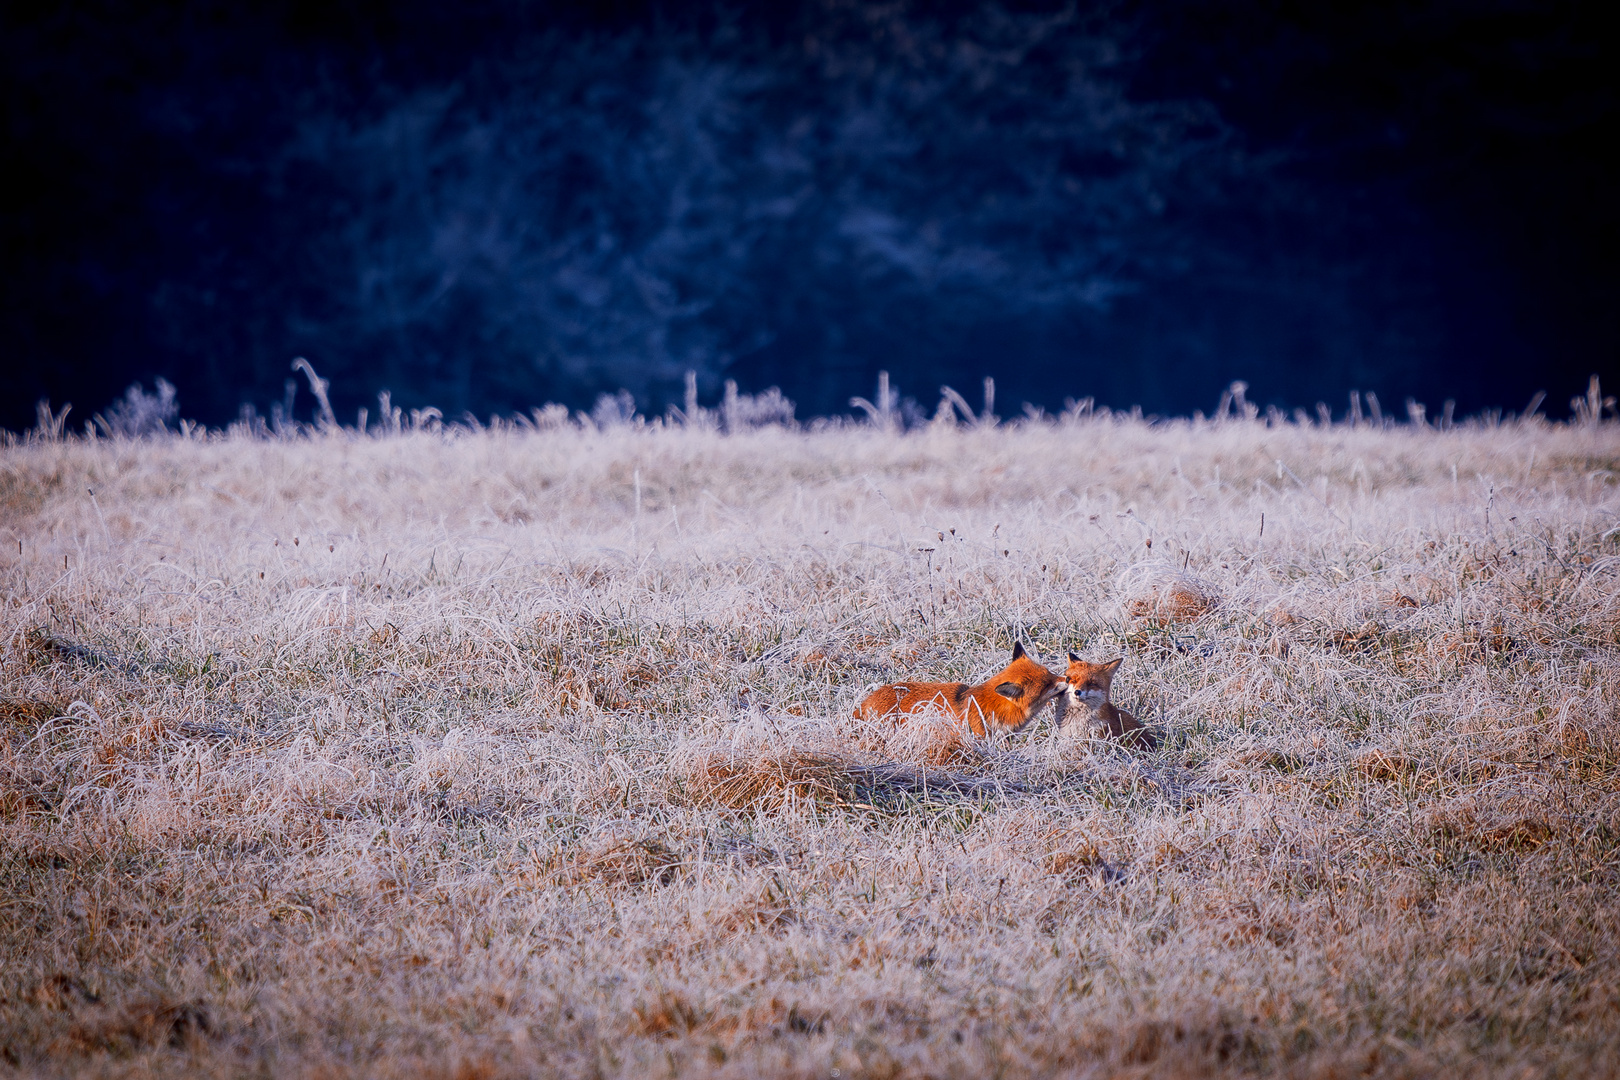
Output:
(855, 642), (1157, 748)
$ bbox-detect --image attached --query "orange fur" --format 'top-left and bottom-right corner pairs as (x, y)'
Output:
(854, 642), (1065, 738)
(1054, 653), (1158, 748)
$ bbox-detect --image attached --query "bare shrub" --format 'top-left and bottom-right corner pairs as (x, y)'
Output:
(590, 390), (640, 429)
(93, 379), (178, 437)
(720, 380), (796, 431)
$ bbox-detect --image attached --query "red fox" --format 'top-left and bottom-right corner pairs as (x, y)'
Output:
(854, 642), (1066, 738)
(1054, 653), (1158, 748)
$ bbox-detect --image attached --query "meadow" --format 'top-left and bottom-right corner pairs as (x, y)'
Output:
(2, 397), (1618, 1078)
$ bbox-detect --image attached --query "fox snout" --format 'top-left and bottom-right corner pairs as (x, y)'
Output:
(1006, 678), (1066, 699)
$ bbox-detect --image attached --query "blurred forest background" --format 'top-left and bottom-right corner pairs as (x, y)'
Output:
(2, 0), (1616, 428)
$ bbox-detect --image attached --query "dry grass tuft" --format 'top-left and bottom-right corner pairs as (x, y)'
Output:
(1420, 798), (1560, 852)
(864, 708), (987, 769)
(680, 748), (869, 810)
(1120, 564), (1221, 625)
(567, 836), (685, 888)
(63, 996), (211, 1054)
(916, 727), (983, 769)
(631, 989), (709, 1039)
(681, 734), (1027, 813)
(0, 695), (65, 727)
(1354, 747), (1417, 780)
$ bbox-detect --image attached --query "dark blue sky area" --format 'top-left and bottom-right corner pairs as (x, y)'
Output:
(2, 0), (1615, 428)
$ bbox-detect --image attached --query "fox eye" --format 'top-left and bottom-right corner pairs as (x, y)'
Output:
(994, 682), (1023, 699)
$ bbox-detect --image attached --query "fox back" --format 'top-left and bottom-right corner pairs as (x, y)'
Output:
(855, 642), (1065, 738)
(1055, 653), (1158, 748)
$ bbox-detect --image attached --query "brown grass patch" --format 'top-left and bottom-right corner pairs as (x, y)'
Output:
(62, 996), (211, 1053)
(1118, 564), (1221, 625)
(1421, 799), (1559, 852)
(679, 749), (868, 810)
(714, 879), (797, 936)
(1042, 835), (1106, 883)
(1126, 580), (1220, 625)
(631, 989), (708, 1039)
(566, 837), (684, 888)
(0, 696), (65, 727)
(1355, 748), (1418, 780)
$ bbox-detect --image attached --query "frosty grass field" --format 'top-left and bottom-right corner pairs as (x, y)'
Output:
(2, 387), (1619, 1078)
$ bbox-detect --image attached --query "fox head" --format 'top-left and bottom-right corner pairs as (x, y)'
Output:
(1064, 652), (1123, 708)
(987, 641), (1066, 723)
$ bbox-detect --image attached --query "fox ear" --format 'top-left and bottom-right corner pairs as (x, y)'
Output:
(1068, 650), (1082, 662)
(994, 681), (1024, 699)
(1010, 641), (1026, 661)
(1103, 657), (1124, 674)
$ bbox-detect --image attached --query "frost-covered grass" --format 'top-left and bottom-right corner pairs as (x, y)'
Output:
(2, 413), (1619, 1078)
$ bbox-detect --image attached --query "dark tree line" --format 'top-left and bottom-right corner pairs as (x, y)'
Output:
(3, 0), (1615, 428)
